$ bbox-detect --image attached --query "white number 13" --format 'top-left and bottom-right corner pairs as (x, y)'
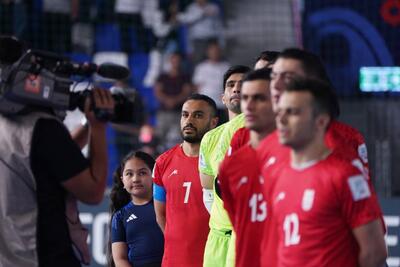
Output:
(183, 182), (192, 204)
(249, 193), (267, 222)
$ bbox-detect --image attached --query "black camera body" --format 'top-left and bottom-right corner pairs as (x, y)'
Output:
(0, 43), (143, 125)
(0, 58), (72, 115)
(69, 88), (145, 125)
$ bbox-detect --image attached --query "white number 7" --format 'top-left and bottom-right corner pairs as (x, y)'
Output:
(183, 182), (192, 204)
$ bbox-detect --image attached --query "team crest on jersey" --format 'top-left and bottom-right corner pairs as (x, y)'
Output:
(348, 175), (371, 201)
(358, 143), (368, 164)
(301, 189), (315, 211)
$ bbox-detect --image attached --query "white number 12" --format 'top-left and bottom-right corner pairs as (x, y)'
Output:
(283, 213), (300, 246)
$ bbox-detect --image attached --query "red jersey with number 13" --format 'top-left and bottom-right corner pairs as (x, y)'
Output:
(219, 144), (266, 267)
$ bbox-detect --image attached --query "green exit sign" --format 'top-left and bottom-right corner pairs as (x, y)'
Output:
(360, 67), (400, 92)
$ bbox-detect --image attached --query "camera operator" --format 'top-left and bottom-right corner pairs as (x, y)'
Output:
(0, 86), (114, 267)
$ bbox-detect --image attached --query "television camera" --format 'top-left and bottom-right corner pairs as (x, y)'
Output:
(0, 36), (144, 125)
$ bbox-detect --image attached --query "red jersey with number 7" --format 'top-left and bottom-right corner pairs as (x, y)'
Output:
(153, 144), (210, 267)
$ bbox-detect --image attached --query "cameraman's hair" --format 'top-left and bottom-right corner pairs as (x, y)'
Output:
(242, 68), (272, 83)
(278, 48), (340, 118)
(255, 50), (280, 66)
(185, 93), (218, 117)
(222, 65), (251, 91)
(285, 78), (337, 120)
(108, 150), (155, 267)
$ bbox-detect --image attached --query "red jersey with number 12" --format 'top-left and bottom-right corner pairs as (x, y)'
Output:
(263, 152), (382, 267)
(153, 145), (209, 267)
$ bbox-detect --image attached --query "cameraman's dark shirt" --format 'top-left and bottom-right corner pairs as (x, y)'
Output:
(31, 118), (89, 267)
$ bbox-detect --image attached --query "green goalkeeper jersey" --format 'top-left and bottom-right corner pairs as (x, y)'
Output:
(199, 113), (245, 231)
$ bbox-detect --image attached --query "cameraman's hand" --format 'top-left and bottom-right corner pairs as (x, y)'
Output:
(84, 88), (115, 128)
(65, 88), (113, 205)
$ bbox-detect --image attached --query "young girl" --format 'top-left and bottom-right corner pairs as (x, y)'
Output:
(109, 151), (164, 267)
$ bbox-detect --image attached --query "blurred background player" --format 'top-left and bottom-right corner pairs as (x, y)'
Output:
(153, 94), (218, 266)
(193, 41), (230, 124)
(176, 0), (223, 64)
(42, 0), (78, 54)
(109, 151), (164, 267)
(218, 68), (275, 267)
(199, 65), (251, 267)
(154, 52), (193, 150)
(262, 78), (386, 267)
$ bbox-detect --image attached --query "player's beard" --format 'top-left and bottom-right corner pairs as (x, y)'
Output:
(181, 122), (212, 144)
(226, 96), (241, 114)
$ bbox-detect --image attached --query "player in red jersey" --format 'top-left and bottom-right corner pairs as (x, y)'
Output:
(219, 68), (276, 267)
(153, 94), (218, 267)
(227, 126), (250, 155)
(262, 48), (370, 173)
(258, 121), (370, 180)
(228, 51), (280, 155)
(262, 78), (387, 267)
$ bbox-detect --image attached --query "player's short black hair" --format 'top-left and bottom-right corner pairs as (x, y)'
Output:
(242, 68), (272, 83)
(285, 77), (338, 120)
(185, 93), (218, 117)
(278, 48), (340, 118)
(222, 65), (251, 92)
(279, 48), (331, 83)
(255, 50), (280, 66)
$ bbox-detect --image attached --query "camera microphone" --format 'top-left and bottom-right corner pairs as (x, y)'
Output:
(97, 63), (131, 80)
(60, 62), (130, 80)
